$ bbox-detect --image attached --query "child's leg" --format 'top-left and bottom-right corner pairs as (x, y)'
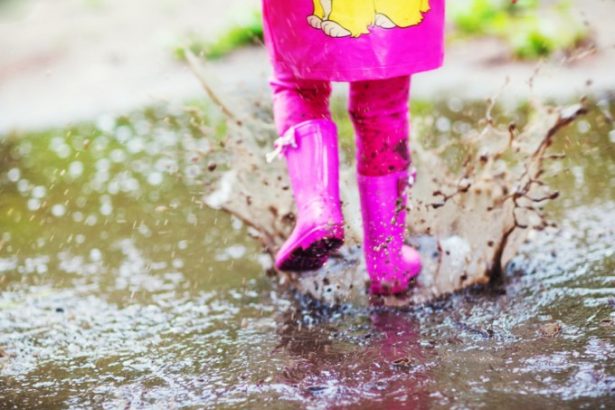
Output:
(269, 69), (332, 135)
(349, 76), (422, 295)
(269, 69), (344, 271)
(349, 75), (411, 177)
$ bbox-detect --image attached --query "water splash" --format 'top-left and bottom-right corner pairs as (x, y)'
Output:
(194, 59), (588, 305)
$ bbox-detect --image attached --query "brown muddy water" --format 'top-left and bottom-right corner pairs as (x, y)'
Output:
(0, 96), (614, 409)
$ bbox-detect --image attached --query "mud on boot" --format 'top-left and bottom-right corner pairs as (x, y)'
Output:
(272, 119), (345, 271)
(358, 171), (422, 295)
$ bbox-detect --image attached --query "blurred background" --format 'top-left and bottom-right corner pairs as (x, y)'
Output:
(1, 0), (614, 132)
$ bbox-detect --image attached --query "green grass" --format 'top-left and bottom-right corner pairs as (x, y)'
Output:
(174, 11), (263, 61)
(174, 1), (589, 62)
(449, 0), (590, 60)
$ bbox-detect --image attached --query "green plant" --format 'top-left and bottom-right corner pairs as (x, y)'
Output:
(175, 11), (263, 61)
(449, 0), (589, 60)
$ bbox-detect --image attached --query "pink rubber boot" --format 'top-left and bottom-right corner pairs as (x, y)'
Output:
(273, 119), (344, 271)
(358, 171), (422, 295)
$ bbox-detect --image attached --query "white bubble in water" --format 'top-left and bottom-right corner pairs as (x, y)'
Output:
(107, 180), (120, 195)
(231, 216), (243, 231)
(116, 126), (132, 143)
(50, 136), (71, 159)
(92, 136), (109, 152)
(85, 214), (98, 226)
(572, 166), (585, 185)
(36, 263), (48, 274)
(73, 211), (84, 222)
(51, 204), (66, 217)
(110, 149), (126, 163)
(127, 137), (144, 153)
(7, 168), (20, 182)
(96, 158), (111, 172)
(100, 202), (113, 216)
(172, 258), (184, 269)
(257, 254), (273, 271)
(138, 223), (152, 237)
(68, 161), (84, 178)
(75, 234), (85, 244)
(576, 120), (591, 134)
(147, 172), (163, 186)
(32, 186), (46, 199)
(27, 198), (41, 211)
(447, 97), (463, 113)
(17, 179), (29, 193)
(178, 240), (188, 250)
(436, 117), (451, 133)
(121, 177), (139, 192)
(96, 114), (115, 133)
(225, 245), (246, 259)
(56, 144), (71, 159)
(609, 129), (615, 144)
(90, 248), (102, 261)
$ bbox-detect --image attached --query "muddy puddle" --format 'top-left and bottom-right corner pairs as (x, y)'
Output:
(0, 95), (614, 408)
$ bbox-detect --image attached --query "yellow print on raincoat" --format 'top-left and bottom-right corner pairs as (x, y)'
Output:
(308, 0), (431, 38)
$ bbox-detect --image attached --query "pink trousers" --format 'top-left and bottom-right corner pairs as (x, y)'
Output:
(270, 71), (412, 177)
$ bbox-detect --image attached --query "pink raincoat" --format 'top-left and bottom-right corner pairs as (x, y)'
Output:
(262, 0), (445, 82)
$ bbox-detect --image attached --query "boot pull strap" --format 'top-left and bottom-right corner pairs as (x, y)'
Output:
(266, 126), (297, 163)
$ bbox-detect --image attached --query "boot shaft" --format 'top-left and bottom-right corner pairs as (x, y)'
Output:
(358, 171), (409, 250)
(283, 120), (342, 220)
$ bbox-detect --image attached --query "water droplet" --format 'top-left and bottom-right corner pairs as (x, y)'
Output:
(90, 248), (102, 262)
(17, 179), (30, 193)
(51, 204), (66, 217)
(110, 149), (126, 163)
(27, 198), (41, 211)
(127, 137), (144, 154)
(96, 159), (111, 172)
(116, 125), (132, 143)
(107, 181), (120, 195)
(96, 114), (115, 133)
(217, 245), (247, 260)
(147, 172), (163, 186)
(576, 120), (591, 134)
(32, 186), (46, 199)
(85, 215), (98, 226)
(436, 117), (451, 133)
(100, 202), (113, 216)
(121, 177), (140, 192)
(69, 161), (84, 178)
(447, 97), (463, 113)
(7, 168), (20, 182)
